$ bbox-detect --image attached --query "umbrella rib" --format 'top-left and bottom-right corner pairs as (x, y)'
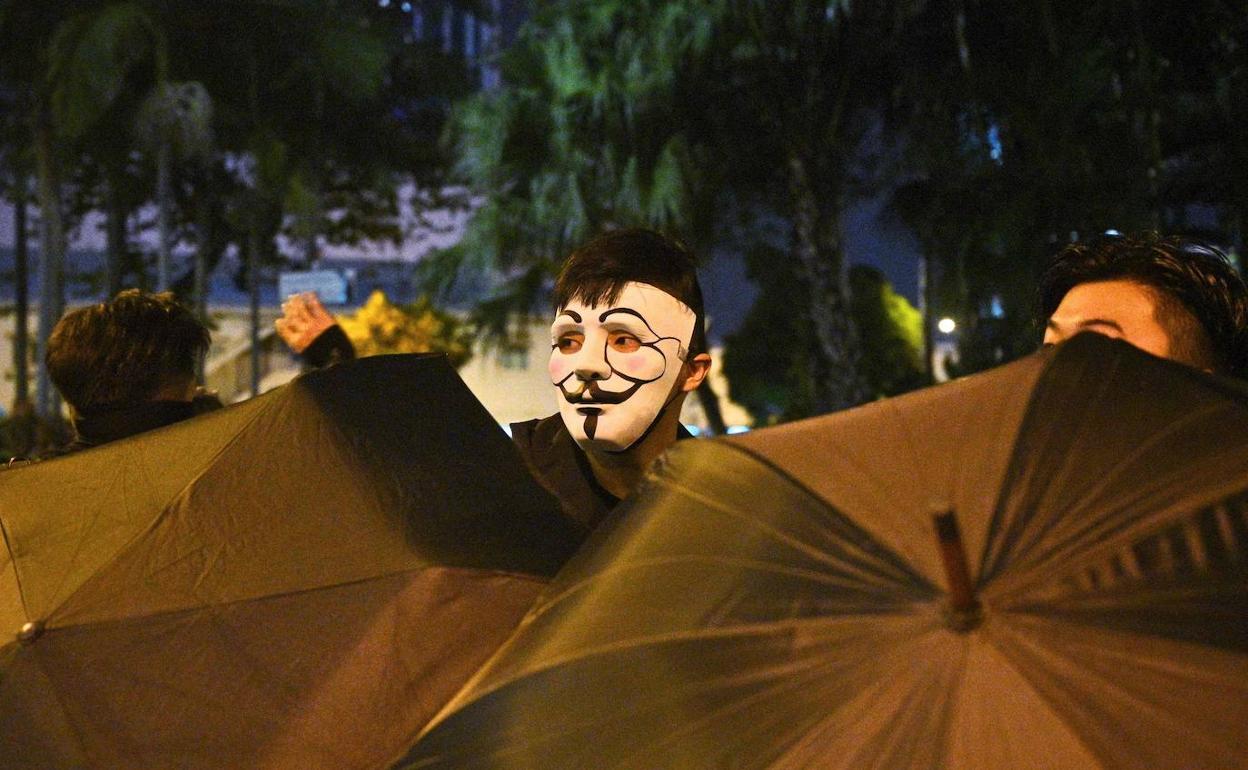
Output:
(985, 617), (1184, 767)
(0, 509), (32, 621)
(709, 441), (938, 590)
(988, 403), (1242, 600)
(47, 563), (546, 633)
(531, 496), (930, 623)
(982, 357), (1235, 587)
(607, 644), (881, 770)
(770, 636), (967, 770)
(991, 484), (1238, 607)
(439, 616), (941, 770)
(440, 611), (942, 716)
(1025, 402), (1224, 558)
(29, 650), (96, 765)
(979, 355), (1124, 584)
(532, 554), (930, 626)
(746, 413), (940, 572)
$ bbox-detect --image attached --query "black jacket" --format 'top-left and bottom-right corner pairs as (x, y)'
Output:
(299, 327), (691, 528)
(509, 414), (621, 531)
(510, 414), (693, 531)
(32, 394), (223, 461)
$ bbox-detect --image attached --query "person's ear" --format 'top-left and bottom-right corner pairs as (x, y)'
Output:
(680, 353), (712, 393)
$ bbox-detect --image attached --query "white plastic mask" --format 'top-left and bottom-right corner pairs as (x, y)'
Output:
(548, 282), (697, 452)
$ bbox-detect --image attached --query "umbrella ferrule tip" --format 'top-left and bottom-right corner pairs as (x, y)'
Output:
(17, 620), (44, 645)
(942, 600), (984, 633)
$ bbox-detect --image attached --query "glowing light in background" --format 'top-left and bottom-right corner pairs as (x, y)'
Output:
(987, 124), (1003, 163)
(937, 317), (957, 334)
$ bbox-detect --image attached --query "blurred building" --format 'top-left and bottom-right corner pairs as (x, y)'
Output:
(388, 0), (527, 89)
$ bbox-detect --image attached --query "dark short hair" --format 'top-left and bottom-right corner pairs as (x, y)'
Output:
(47, 289), (211, 414)
(552, 228), (707, 357)
(1039, 233), (1248, 376)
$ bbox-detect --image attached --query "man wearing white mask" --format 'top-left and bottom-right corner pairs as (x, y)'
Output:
(276, 228), (712, 530)
(518, 228), (712, 527)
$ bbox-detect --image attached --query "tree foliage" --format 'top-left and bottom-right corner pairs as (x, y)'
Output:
(0, 0), (483, 411)
(336, 290), (474, 367)
(425, 0), (716, 317)
(848, 265), (925, 398)
(892, 0), (1248, 372)
(724, 254), (924, 424)
(430, 0), (934, 416)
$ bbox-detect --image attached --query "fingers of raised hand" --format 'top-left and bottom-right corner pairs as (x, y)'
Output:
(274, 315), (311, 353)
(281, 294), (313, 325)
(303, 292), (334, 322)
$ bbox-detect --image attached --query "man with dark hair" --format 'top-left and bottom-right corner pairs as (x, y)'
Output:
(524, 228), (711, 525)
(1040, 233), (1248, 377)
(276, 228), (712, 529)
(44, 289), (220, 454)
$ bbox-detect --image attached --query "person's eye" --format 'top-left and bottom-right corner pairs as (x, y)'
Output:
(608, 331), (642, 353)
(555, 334), (583, 353)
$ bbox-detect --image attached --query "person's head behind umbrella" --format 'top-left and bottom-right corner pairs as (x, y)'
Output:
(548, 228), (712, 454)
(46, 289), (215, 430)
(1040, 232), (1248, 377)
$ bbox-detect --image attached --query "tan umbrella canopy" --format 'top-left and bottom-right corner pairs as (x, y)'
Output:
(396, 334), (1248, 769)
(0, 354), (583, 769)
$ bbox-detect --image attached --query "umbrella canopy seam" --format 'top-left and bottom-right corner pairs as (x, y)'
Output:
(30, 563), (549, 635)
(417, 610), (945, 747)
(0, 509), (30, 622)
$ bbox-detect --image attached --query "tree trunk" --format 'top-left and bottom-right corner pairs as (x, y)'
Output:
(13, 177), (30, 411)
(194, 195), (211, 322)
(248, 221), (262, 398)
(920, 246), (935, 382)
(695, 379), (728, 435)
(786, 153), (868, 413)
(193, 168), (213, 383)
(33, 110), (66, 419)
(156, 139), (173, 291)
(104, 162), (127, 297)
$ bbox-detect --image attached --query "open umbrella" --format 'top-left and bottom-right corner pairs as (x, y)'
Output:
(0, 353), (583, 769)
(397, 334), (1248, 769)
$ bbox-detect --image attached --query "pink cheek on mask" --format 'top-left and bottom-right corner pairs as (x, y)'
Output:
(549, 355), (572, 384)
(618, 357), (650, 376)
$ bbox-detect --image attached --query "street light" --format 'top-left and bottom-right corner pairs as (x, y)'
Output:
(937, 317), (957, 335)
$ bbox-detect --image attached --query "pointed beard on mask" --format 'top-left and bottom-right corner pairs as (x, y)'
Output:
(548, 282), (697, 453)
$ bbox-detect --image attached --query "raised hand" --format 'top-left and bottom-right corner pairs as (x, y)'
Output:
(275, 292), (338, 354)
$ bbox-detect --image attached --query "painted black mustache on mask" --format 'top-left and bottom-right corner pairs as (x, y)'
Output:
(556, 376), (645, 405)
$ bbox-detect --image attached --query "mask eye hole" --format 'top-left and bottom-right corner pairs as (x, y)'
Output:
(554, 333), (584, 353)
(608, 330), (642, 353)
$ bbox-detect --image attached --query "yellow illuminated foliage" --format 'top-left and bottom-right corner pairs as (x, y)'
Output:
(336, 291), (473, 368)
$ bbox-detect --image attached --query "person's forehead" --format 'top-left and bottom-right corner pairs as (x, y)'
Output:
(558, 282), (690, 317)
(1052, 279), (1162, 321)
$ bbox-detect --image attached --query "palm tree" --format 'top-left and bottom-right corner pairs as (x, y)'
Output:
(22, 1), (177, 415)
(30, 93), (67, 418)
(0, 81), (34, 414)
(431, 0), (934, 418)
(134, 80), (213, 291)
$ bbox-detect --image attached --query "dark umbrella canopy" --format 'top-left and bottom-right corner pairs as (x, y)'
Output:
(397, 334), (1248, 769)
(0, 353), (583, 769)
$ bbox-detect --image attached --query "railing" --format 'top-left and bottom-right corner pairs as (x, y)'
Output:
(204, 326), (299, 404)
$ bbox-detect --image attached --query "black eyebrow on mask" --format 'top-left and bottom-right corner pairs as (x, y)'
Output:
(1076, 318), (1125, 333)
(598, 307), (660, 337)
(557, 309), (582, 323)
